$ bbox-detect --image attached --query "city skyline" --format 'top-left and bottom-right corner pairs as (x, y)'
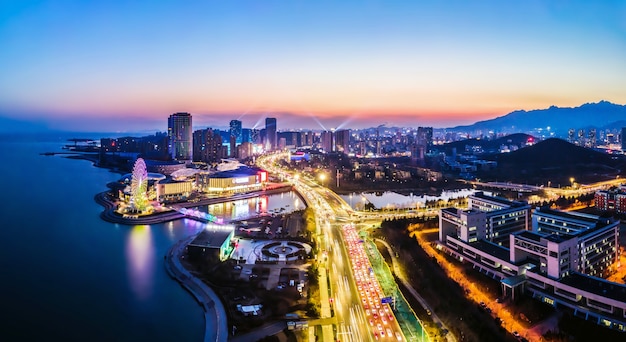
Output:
(1, 1), (626, 132)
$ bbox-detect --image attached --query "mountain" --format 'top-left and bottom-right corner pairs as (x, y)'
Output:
(494, 138), (614, 166)
(439, 133), (534, 153)
(448, 101), (626, 134)
(482, 138), (625, 184)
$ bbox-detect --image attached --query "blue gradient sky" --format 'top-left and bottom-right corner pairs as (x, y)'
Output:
(1, 1), (625, 132)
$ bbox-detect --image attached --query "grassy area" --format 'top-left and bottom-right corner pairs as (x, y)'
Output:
(306, 263), (321, 318)
(365, 239), (427, 341)
(374, 219), (516, 342)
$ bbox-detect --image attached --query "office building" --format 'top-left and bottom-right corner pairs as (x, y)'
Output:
(622, 127), (626, 151)
(265, 118), (277, 151)
(335, 129), (350, 153)
(439, 192), (530, 247)
(417, 127), (433, 146)
(438, 197), (624, 332)
(595, 187), (626, 213)
(168, 112), (193, 161)
(230, 120), (242, 144)
(193, 128), (223, 164)
(320, 130), (333, 152)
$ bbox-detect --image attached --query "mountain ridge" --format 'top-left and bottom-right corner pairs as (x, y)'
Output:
(448, 101), (626, 133)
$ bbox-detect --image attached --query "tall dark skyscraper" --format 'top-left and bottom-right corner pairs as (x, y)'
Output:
(321, 130), (333, 152)
(417, 127), (433, 147)
(335, 129), (350, 153)
(168, 112), (192, 161)
(265, 117), (277, 151)
(229, 120), (242, 143)
(622, 127), (626, 151)
(193, 128), (223, 163)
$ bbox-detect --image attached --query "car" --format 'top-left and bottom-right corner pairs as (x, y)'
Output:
(395, 331), (403, 341)
(386, 328), (393, 338)
(233, 265), (242, 270)
(513, 331), (520, 338)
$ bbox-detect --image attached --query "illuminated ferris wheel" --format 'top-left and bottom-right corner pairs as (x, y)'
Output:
(130, 158), (149, 210)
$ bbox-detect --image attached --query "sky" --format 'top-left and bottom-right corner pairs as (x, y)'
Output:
(1, 0), (625, 132)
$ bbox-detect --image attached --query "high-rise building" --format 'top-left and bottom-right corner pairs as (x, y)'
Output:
(577, 129), (585, 146)
(417, 127), (433, 146)
(335, 129), (350, 153)
(168, 112), (193, 161)
(250, 129), (260, 144)
(622, 127), (626, 151)
(588, 128), (597, 148)
(265, 118), (277, 151)
(241, 128), (251, 143)
(229, 120), (242, 144)
(193, 128), (223, 164)
(320, 131), (333, 152)
(439, 192), (530, 247)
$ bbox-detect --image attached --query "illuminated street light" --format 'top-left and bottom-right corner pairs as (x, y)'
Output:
(319, 173), (327, 186)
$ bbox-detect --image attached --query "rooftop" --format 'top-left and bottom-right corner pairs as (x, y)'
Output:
(543, 234), (571, 243)
(560, 272), (626, 303)
(189, 228), (234, 248)
(535, 207), (600, 225)
(158, 177), (192, 184)
(516, 230), (545, 243)
(471, 239), (511, 261)
(211, 166), (264, 179)
(471, 192), (517, 207)
(501, 274), (527, 287)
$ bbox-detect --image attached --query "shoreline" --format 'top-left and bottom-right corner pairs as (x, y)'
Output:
(95, 185), (294, 225)
(164, 236), (229, 342)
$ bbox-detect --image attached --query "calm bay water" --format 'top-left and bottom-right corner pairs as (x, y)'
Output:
(0, 133), (299, 341)
(0, 135), (204, 341)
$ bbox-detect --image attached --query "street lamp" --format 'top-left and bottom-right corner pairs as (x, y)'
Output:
(319, 173), (326, 187)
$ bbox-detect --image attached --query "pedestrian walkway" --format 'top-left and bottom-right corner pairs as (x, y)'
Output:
(164, 237), (229, 342)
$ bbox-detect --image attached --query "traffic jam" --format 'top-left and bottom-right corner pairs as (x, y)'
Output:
(342, 224), (403, 341)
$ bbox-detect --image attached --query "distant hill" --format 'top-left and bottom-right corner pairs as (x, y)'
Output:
(494, 138), (613, 166)
(448, 101), (626, 134)
(482, 138), (625, 184)
(439, 133), (534, 153)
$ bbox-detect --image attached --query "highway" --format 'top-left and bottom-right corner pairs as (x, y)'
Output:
(258, 153), (420, 342)
(469, 178), (624, 200)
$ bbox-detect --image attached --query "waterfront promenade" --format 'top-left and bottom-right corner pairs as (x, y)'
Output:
(164, 236), (229, 342)
(95, 185), (294, 225)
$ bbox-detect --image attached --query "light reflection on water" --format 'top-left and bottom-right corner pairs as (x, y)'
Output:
(340, 189), (476, 210)
(123, 192), (306, 304)
(199, 191), (306, 221)
(126, 225), (155, 301)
